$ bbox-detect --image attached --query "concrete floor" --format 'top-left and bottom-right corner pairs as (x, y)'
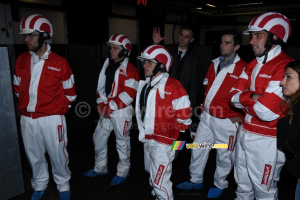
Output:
(8, 112), (297, 200)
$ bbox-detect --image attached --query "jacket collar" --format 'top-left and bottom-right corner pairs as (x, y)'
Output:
(30, 43), (51, 61)
(103, 57), (129, 76)
(145, 73), (169, 99)
(256, 45), (281, 64)
(212, 54), (241, 74)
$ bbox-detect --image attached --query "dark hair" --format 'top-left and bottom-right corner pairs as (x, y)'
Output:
(221, 29), (242, 46)
(281, 60), (300, 124)
(180, 24), (196, 38)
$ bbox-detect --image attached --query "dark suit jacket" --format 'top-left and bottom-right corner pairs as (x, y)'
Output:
(165, 45), (210, 112)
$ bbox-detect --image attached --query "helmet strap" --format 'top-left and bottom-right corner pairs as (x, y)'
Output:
(152, 62), (161, 77)
(263, 32), (274, 64)
(262, 50), (269, 64)
(151, 61), (167, 78)
(30, 32), (43, 53)
(118, 47), (128, 58)
(38, 32), (51, 44)
(32, 32), (51, 53)
(263, 32), (282, 64)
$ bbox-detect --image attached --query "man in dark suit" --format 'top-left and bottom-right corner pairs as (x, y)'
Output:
(153, 24), (207, 136)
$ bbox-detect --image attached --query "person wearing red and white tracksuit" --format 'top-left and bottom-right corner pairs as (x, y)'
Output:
(135, 45), (191, 200)
(13, 14), (76, 200)
(84, 34), (140, 186)
(229, 12), (293, 200)
(176, 30), (246, 199)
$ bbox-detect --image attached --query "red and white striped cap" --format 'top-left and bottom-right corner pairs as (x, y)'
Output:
(244, 12), (291, 43)
(107, 34), (132, 56)
(138, 45), (173, 72)
(19, 14), (53, 37)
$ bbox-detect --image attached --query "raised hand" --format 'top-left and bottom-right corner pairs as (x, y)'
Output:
(153, 27), (167, 45)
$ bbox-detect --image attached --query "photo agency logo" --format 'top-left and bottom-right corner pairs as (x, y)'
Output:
(75, 102), (91, 118)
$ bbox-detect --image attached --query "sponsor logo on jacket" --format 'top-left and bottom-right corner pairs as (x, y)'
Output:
(48, 66), (61, 72)
(230, 74), (238, 79)
(119, 69), (126, 75)
(259, 74), (271, 79)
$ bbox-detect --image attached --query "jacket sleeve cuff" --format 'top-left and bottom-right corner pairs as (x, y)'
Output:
(103, 105), (113, 115)
(98, 102), (105, 106)
(239, 91), (255, 108)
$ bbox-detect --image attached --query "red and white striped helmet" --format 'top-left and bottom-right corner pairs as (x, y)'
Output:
(138, 45), (173, 72)
(19, 14), (53, 37)
(244, 12), (291, 43)
(107, 34), (132, 56)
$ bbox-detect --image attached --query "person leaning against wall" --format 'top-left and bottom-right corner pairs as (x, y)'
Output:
(13, 14), (76, 200)
(277, 60), (300, 200)
(83, 34), (140, 186)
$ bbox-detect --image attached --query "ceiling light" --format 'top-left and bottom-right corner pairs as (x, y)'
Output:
(206, 4), (216, 8)
(228, 2), (263, 7)
(196, 7), (202, 10)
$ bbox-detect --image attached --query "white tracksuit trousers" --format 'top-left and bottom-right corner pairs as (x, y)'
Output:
(234, 127), (285, 200)
(93, 106), (132, 177)
(189, 111), (239, 189)
(144, 141), (175, 200)
(20, 115), (71, 192)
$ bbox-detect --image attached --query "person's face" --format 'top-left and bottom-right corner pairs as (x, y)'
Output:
(220, 34), (239, 59)
(281, 67), (300, 97)
(178, 29), (194, 49)
(24, 32), (40, 52)
(109, 44), (123, 62)
(249, 31), (268, 57)
(143, 59), (157, 77)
